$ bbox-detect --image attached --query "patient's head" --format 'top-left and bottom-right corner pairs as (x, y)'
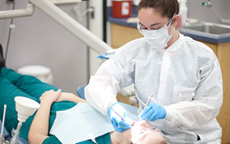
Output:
(131, 121), (167, 144)
(111, 121), (167, 144)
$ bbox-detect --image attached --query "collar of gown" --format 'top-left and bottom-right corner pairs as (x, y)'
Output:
(165, 33), (185, 53)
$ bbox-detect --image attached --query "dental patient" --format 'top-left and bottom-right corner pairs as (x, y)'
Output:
(29, 89), (167, 144)
(0, 50), (167, 144)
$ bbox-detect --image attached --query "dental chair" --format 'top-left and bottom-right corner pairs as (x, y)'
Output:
(77, 86), (85, 100)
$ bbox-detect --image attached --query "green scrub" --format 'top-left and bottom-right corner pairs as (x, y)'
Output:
(0, 67), (111, 144)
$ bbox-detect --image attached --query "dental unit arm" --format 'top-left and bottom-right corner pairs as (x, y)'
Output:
(0, 4), (34, 19)
(0, 0), (112, 54)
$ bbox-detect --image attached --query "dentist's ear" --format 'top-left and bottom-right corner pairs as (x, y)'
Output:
(173, 14), (181, 28)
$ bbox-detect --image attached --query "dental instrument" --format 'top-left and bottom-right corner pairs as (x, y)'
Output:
(0, 105), (7, 144)
(111, 107), (125, 121)
(145, 93), (154, 108)
(138, 93), (154, 119)
(111, 105), (136, 126)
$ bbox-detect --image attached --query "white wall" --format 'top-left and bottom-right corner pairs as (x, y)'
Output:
(188, 0), (230, 25)
(0, 0), (88, 93)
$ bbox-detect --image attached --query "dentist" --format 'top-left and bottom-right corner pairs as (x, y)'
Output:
(85, 0), (223, 143)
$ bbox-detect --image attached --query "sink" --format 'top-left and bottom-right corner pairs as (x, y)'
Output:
(178, 21), (230, 43)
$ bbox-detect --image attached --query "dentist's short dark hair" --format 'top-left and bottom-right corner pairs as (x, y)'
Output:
(137, 0), (179, 19)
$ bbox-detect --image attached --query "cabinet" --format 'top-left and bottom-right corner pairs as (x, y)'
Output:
(111, 24), (143, 48)
(199, 41), (230, 144)
(110, 23), (230, 144)
(212, 42), (230, 144)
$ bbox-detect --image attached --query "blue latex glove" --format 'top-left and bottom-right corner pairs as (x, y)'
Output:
(107, 102), (132, 132)
(140, 102), (166, 121)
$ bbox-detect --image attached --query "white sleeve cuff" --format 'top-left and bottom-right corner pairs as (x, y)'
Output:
(164, 105), (177, 121)
(103, 99), (118, 114)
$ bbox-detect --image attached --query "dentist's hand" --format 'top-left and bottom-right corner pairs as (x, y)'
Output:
(140, 102), (166, 122)
(107, 102), (132, 132)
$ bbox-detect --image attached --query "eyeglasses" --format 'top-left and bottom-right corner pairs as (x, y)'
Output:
(137, 17), (174, 32)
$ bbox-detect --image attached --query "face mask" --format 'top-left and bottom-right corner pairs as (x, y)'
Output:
(138, 18), (174, 50)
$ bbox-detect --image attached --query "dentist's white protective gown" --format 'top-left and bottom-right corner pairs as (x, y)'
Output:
(85, 34), (223, 144)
